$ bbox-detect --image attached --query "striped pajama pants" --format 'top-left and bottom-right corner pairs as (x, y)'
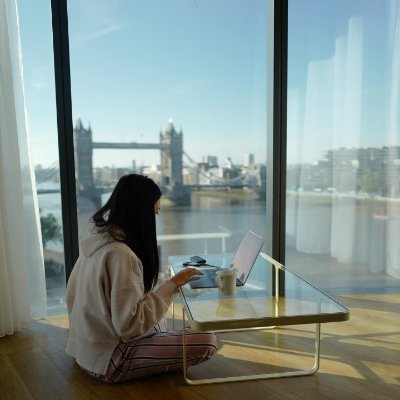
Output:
(81, 323), (218, 383)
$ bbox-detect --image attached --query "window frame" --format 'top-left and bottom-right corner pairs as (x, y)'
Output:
(50, 0), (289, 282)
(51, 0), (79, 281)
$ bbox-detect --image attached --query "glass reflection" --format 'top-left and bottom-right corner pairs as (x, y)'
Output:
(286, 0), (400, 294)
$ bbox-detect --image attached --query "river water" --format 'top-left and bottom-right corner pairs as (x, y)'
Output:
(38, 186), (267, 273)
(38, 183), (400, 313)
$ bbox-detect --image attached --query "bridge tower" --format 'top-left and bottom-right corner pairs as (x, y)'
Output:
(160, 119), (190, 205)
(160, 119), (183, 186)
(74, 118), (94, 190)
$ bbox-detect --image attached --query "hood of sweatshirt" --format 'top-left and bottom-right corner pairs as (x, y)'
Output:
(80, 230), (118, 257)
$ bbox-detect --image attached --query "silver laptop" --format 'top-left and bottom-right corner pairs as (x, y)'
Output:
(190, 231), (264, 289)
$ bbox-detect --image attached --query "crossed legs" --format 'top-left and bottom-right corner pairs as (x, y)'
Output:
(81, 328), (217, 383)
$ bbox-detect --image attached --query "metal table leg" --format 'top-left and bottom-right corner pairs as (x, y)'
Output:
(182, 307), (321, 385)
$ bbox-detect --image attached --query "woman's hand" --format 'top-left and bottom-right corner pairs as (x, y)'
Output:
(169, 268), (203, 288)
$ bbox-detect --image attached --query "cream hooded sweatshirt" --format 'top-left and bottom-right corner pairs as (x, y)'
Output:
(65, 230), (178, 375)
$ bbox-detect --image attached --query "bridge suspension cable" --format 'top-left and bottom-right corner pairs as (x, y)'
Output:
(183, 151), (258, 186)
(36, 160), (60, 181)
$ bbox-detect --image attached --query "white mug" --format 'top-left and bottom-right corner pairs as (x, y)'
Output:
(216, 269), (237, 295)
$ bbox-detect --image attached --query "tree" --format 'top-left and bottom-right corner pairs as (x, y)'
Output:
(359, 173), (381, 194)
(40, 211), (63, 248)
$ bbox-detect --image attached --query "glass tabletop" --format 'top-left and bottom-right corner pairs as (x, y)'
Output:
(169, 253), (349, 331)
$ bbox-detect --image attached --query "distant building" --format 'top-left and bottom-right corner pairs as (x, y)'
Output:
(141, 164), (162, 185)
(131, 160), (137, 173)
(289, 146), (400, 195)
(224, 157), (234, 169)
(244, 153), (255, 167)
(207, 155), (218, 167)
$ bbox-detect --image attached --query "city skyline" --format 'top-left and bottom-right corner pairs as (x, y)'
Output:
(17, 1), (398, 170)
(35, 135), (400, 192)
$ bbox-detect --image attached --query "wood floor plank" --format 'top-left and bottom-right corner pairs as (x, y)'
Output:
(0, 331), (35, 355)
(0, 294), (398, 400)
(44, 334), (206, 400)
(8, 346), (87, 400)
(0, 353), (33, 400)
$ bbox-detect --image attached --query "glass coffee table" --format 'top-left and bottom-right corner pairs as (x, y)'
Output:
(169, 253), (349, 385)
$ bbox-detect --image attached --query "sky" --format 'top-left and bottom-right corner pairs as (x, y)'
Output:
(17, 0), (399, 170)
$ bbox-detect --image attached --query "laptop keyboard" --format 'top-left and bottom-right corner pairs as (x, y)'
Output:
(189, 267), (220, 288)
(201, 268), (220, 286)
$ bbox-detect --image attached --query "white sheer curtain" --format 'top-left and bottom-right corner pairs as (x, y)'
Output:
(0, 0), (47, 337)
(386, 0), (400, 279)
(288, 5), (400, 280)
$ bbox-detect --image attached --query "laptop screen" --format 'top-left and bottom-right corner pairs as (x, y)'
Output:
(230, 231), (264, 284)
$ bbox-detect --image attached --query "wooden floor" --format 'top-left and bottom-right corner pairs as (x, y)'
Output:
(0, 294), (399, 400)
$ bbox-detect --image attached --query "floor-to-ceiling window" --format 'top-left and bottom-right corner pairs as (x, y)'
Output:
(15, 0), (400, 318)
(286, 0), (400, 294)
(18, 1), (67, 315)
(16, 0), (273, 315)
(66, 0), (271, 281)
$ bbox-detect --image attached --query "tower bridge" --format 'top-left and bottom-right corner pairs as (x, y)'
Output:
(36, 118), (265, 206)
(74, 118), (188, 206)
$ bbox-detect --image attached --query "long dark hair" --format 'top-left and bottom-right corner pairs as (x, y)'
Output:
(91, 174), (162, 292)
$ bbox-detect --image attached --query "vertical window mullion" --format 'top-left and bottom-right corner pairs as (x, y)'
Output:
(267, 0), (288, 294)
(51, 0), (79, 281)
(268, 0), (288, 262)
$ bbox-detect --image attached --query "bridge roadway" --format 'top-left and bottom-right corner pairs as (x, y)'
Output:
(186, 183), (253, 189)
(36, 183), (258, 195)
(92, 142), (169, 150)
